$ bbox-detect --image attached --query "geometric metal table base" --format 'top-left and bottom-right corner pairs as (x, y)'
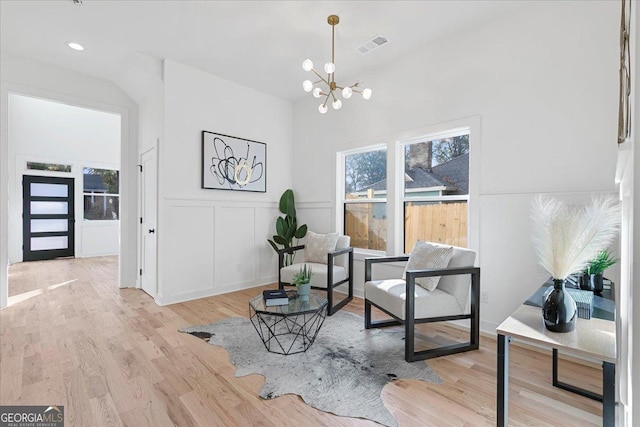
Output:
(249, 292), (328, 355)
(250, 308), (327, 355)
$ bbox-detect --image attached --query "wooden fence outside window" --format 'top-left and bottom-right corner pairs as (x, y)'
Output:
(345, 201), (468, 252)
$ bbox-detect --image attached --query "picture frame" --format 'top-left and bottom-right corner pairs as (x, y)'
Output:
(201, 131), (267, 192)
(617, 0), (631, 144)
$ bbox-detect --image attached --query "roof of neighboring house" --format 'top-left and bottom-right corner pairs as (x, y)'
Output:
(405, 167), (449, 190)
(84, 174), (107, 192)
(431, 153), (469, 195)
(356, 153), (469, 195)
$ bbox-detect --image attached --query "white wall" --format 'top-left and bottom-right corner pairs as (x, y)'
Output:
(0, 52), (139, 309)
(156, 60), (292, 305)
(8, 94), (121, 263)
(292, 1), (620, 332)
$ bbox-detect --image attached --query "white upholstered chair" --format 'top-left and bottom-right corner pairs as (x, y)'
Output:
(364, 242), (480, 362)
(278, 233), (353, 316)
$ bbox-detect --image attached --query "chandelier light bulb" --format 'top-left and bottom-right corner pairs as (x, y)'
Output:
(332, 99), (343, 110)
(324, 62), (335, 74)
(362, 88), (372, 100)
(302, 80), (313, 92)
(318, 104), (328, 114)
(312, 87), (323, 98)
(67, 42), (85, 51)
(302, 59), (314, 72)
(342, 87), (353, 99)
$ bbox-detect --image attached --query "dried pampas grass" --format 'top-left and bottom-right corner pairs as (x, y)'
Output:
(531, 196), (621, 280)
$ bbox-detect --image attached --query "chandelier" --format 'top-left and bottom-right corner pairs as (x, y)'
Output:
(302, 15), (372, 114)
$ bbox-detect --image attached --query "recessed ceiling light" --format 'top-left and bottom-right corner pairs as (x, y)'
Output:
(67, 42), (84, 51)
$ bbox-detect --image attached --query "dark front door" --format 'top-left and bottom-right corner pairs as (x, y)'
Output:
(23, 175), (75, 261)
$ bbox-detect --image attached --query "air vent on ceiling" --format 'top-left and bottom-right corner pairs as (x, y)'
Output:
(357, 35), (389, 55)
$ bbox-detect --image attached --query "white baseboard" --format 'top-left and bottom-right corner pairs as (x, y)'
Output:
(156, 279), (276, 306)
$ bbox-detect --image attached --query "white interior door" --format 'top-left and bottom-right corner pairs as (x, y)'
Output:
(140, 147), (157, 297)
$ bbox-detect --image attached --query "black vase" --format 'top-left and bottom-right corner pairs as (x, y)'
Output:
(542, 279), (577, 332)
(578, 274), (592, 291)
(590, 273), (604, 295)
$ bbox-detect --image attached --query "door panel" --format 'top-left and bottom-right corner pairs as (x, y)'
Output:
(23, 175), (75, 261)
(30, 201), (69, 215)
(30, 236), (69, 251)
(140, 148), (157, 297)
(30, 183), (69, 197)
(30, 219), (69, 233)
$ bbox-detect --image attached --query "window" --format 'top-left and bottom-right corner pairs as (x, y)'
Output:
(27, 161), (71, 172)
(338, 125), (473, 255)
(343, 147), (387, 251)
(403, 132), (469, 252)
(83, 168), (119, 220)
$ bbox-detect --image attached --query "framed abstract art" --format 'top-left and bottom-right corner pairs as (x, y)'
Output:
(202, 131), (266, 192)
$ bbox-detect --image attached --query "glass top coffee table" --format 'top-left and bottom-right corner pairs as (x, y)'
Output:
(249, 290), (328, 355)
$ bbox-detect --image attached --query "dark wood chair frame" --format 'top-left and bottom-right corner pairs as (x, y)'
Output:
(278, 244), (354, 316)
(364, 255), (481, 362)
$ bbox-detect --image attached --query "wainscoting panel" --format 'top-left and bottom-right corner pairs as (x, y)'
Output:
(297, 203), (334, 234)
(255, 206), (279, 282)
(158, 197), (280, 305)
(215, 207), (256, 287)
(162, 204), (215, 300)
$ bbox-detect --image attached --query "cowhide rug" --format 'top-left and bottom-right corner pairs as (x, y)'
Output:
(180, 310), (441, 426)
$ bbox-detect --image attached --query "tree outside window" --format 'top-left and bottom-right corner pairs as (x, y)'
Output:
(344, 148), (387, 251)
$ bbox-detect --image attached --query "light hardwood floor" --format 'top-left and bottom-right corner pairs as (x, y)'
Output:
(1, 257), (604, 426)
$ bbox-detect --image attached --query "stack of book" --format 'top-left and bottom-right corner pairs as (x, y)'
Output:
(262, 289), (289, 306)
(566, 288), (594, 319)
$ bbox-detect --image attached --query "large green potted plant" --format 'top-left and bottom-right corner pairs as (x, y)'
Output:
(267, 189), (307, 266)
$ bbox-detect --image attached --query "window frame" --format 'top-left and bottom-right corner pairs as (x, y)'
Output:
(400, 128), (471, 253)
(337, 143), (388, 255)
(336, 117), (480, 261)
(82, 167), (120, 221)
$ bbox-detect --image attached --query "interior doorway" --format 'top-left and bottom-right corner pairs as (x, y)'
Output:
(22, 175), (75, 261)
(5, 93), (122, 305)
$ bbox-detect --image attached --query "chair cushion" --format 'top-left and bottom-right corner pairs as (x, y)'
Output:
(281, 262), (347, 288)
(304, 231), (339, 264)
(364, 279), (463, 320)
(438, 245), (476, 310)
(403, 241), (454, 291)
(334, 235), (351, 268)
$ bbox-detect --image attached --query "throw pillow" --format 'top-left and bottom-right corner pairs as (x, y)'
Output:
(403, 241), (454, 292)
(304, 231), (339, 264)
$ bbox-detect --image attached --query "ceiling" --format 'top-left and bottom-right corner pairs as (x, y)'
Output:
(0, 1), (522, 102)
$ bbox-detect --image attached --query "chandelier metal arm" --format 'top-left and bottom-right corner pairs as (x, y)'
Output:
(322, 93), (330, 107)
(310, 68), (328, 84)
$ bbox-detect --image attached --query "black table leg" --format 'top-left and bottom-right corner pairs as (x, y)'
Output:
(497, 334), (510, 427)
(602, 361), (615, 427)
(552, 348), (603, 401)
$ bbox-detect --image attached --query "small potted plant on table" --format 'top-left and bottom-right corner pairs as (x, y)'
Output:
(582, 249), (617, 295)
(292, 264), (313, 302)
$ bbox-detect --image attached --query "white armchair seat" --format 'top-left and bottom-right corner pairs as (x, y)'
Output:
(277, 233), (354, 315)
(281, 262), (348, 289)
(364, 242), (480, 362)
(364, 279), (463, 320)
